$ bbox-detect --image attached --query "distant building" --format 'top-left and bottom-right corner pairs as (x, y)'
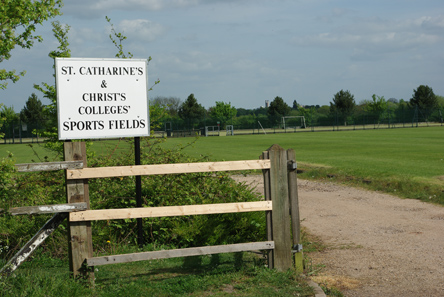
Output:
(265, 100), (269, 108)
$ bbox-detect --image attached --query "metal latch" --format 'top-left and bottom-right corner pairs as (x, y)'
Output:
(287, 160), (297, 171)
(292, 244), (303, 253)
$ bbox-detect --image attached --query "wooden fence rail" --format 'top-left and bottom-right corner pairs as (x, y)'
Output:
(1, 143), (302, 280)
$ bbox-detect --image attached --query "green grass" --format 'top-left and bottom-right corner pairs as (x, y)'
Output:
(2, 126), (444, 204)
(160, 127), (444, 179)
(158, 127), (444, 204)
(1, 252), (314, 297)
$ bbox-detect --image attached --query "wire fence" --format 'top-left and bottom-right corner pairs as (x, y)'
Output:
(1, 106), (443, 143)
(158, 106), (444, 137)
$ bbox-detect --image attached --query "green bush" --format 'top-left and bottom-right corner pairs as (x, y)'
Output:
(89, 138), (265, 252)
(0, 137), (265, 262)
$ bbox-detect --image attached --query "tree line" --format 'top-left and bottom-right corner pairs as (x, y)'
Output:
(2, 84), (443, 137)
(150, 86), (443, 131)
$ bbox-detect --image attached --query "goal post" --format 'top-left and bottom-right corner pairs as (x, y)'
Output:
(282, 116), (306, 130)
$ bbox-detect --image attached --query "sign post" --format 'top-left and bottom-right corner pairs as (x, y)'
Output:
(55, 58), (149, 140)
(56, 58), (150, 256)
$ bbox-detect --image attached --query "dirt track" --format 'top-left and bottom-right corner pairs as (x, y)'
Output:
(233, 176), (444, 297)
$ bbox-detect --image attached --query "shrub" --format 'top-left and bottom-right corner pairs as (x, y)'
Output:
(0, 137), (265, 262)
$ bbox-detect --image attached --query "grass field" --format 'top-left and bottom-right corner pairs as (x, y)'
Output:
(1, 126), (443, 201)
(160, 126), (444, 179)
(160, 126), (444, 204)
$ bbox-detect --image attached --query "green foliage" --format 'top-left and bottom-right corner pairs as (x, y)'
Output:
(0, 105), (18, 122)
(0, 103), (3, 139)
(267, 96), (291, 125)
(106, 16), (134, 59)
(34, 21), (72, 156)
(0, 153), (16, 204)
(178, 94), (206, 128)
(151, 96), (182, 117)
(410, 85), (437, 109)
(210, 101), (237, 128)
(330, 90), (356, 123)
(0, 0), (62, 89)
(0, 137), (265, 262)
(409, 85), (438, 120)
(365, 94), (387, 114)
(19, 93), (45, 124)
(89, 138), (265, 250)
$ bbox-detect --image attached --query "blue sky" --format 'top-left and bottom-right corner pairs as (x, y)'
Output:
(2, 0), (444, 111)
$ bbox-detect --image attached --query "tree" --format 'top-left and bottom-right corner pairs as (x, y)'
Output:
(33, 21), (71, 154)
(178, 94), (206, 128)
(292, 100), (299, 110)
(20, 93), (45, 125)
(151, 96), (182, 117)
(436, 95), (444, 108)
(409, 85), (438, 111)
(364, 94), (387, 113)
(330, 90), (356, 125)
(267, 96), (290, 126)
(0, 0), (62, 89)
(210, 101), (237, 128)
(0, 105), (19, 122)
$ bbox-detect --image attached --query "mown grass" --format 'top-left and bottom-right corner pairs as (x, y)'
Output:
(158, 127), (444, 205)
(1, 126), (443, 204)
(1, 250), (314, 297)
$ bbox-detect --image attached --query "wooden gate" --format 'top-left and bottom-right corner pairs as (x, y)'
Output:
(1, 143), (302, 279)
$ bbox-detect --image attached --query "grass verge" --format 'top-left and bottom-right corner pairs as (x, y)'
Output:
(1, 250), (315, 297)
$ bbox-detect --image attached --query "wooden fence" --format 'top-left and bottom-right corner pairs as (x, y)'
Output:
(1, 142), (302, 280)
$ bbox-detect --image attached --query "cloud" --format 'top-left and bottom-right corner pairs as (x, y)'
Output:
(64, 0), (200, 19)
(118, 19), (167, 42)
(293, 14), (444, 61)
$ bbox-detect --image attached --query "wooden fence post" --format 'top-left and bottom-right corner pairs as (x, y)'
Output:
(64, 142), (93, 279)
(261, 150), (274, 269)
(287, 149), (303, 273)
(267, 144), (292, 271)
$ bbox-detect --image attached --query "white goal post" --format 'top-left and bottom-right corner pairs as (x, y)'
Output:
(282, 116), (306, 129)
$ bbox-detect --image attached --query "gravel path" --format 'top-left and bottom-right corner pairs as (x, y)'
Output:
(232, 175), (444, 297)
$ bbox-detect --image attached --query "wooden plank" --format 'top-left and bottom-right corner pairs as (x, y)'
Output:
(8, 202), (87, 216)
(87, 241), (275, 266)
(287, 149), (303, 273)
(64, 142), (93, 279)
(268, 144), (292, 272)
(0, 213), (67, 277)
(15, 161), (83, 172)
(66, 160), (271, 180)
(287, 149), (301, 245)
(70, 201), (272, 222)
(261, 150), (274, 269)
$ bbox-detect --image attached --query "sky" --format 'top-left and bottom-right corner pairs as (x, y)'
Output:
(2, 0), (444, 112)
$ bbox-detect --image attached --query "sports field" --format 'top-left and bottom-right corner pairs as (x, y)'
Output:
(161, 126), (444, 181)
(1, 126), (443, 203)
(160, 126), (444, 204)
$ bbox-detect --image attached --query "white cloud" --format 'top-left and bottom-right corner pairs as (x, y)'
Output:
(118, 19), (167, 42)
(64, 0), (200, 19)
(293, 14), (444, 61)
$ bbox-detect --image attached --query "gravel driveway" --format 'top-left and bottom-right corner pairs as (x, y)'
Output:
(233, 175), (444, 297)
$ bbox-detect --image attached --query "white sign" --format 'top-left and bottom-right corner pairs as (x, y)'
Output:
(55, 58), (149, 140)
